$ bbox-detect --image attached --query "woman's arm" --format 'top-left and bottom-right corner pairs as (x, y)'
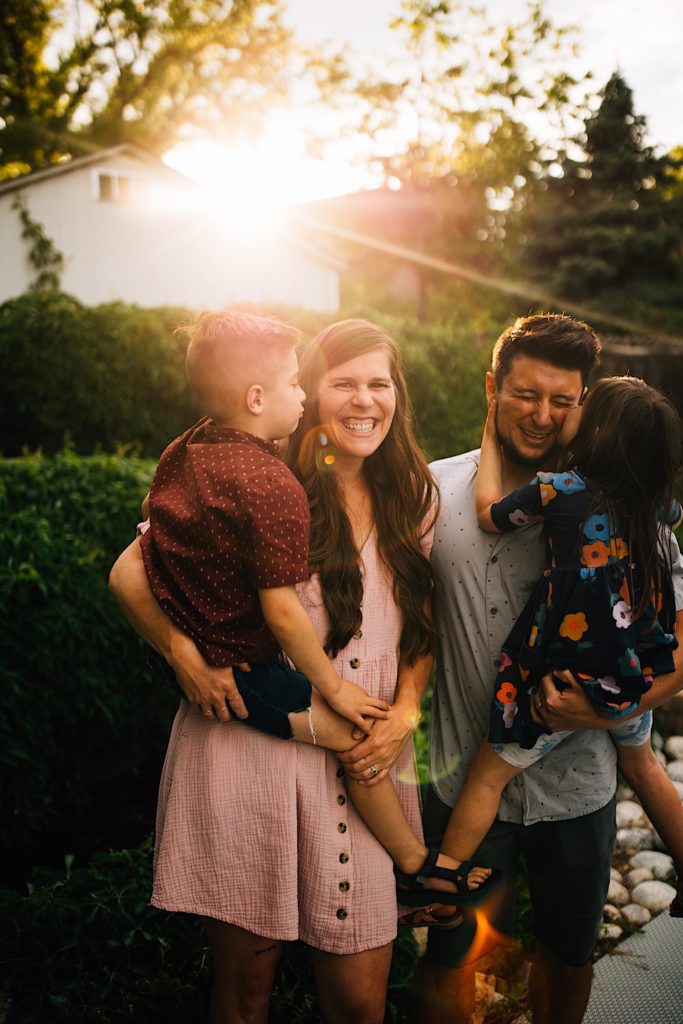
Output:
(337, 649), (434, 786)
(109, 539), (248, 721)
(475, 399), (503, 533)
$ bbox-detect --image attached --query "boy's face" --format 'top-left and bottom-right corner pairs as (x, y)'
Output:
(261, 347), (306, 440)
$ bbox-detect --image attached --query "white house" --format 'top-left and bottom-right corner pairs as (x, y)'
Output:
(0, 145), (343, 312)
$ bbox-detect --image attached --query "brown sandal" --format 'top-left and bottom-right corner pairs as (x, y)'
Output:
(398, 904), (463, 930)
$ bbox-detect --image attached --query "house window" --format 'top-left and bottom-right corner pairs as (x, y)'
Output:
(94, 169), (149, 202)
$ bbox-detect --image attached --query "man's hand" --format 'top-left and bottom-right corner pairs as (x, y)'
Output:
(326, 679), (390, 735)
(168, 632), (249, 722)
(338, 702), (420, 785)
(531, 669), (606, 732)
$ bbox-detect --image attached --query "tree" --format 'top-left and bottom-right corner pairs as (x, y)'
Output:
(518, 73), (683, 299)
(0, 0), (293, 179)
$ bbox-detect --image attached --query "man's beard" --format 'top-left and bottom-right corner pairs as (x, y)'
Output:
(495, 410), (559, 469)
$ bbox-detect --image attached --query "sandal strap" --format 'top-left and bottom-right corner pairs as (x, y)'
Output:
(414, 846), (440, 888)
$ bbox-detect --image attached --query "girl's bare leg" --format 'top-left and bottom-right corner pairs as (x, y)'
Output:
(289, 695), (489, 892)
(617, 741), (683, 886)
(439, 741), (522, 864)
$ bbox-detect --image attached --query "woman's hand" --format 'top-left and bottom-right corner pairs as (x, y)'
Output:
(326, 679), (390, 735)
(168, 632), (249, 722)
(337, 701), (420, 785)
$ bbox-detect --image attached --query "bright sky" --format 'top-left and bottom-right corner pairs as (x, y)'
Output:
(285, 0), (683, 152)
(165, 0), (683, 225)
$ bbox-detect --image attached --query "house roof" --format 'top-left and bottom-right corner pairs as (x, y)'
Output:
(0, 143), (200, 196)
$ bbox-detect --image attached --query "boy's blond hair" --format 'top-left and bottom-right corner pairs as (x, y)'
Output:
(182, 311), (301, 423)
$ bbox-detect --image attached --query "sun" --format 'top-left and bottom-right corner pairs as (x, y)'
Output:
(164, 111), (379, 235)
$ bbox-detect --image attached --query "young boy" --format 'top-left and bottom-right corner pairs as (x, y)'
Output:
(139, 310), (389, 737)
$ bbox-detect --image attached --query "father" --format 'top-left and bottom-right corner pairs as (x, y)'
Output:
(407, 314), (683, 1024)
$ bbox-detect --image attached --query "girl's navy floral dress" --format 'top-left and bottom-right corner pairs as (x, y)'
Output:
(488, 470), (679, 750)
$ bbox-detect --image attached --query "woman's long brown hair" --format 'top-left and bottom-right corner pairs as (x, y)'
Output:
(285, 319), (439, 663)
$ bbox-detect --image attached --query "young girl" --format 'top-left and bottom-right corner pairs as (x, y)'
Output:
(396, 376), (683, 916)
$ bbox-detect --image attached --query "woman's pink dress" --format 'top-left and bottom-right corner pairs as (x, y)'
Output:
(151, 528), (424, 953)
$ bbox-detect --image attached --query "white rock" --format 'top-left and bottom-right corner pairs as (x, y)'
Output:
(631, 880), (677, 913)
(621, 903), (652, 928)
(630, 850), (674, 876)
(615, 783), (635, 801)
(600, 923), (624, 940)
(616, 827), (656, 852)
(652, 730), (664, 751)
(603, 904), (623, 924)
(616, 800), (647, 829)
(607, 879), (630, 906)
(626, 868), (653, 888)
(610, 866), (624, 882)
(666, 760), (683, 783)
(663, 736), (683, 761)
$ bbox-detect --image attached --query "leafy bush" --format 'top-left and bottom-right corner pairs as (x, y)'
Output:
(0, 292), (494, 460)
(0, 451), (171, 856)
(0, 292), (200, 457)
(0, 840), (419, 1023)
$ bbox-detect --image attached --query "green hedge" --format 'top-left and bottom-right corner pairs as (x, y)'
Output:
(0, 292), (495, 460)
(0, 840), (419, 1023)
(0, 451), (169, 855)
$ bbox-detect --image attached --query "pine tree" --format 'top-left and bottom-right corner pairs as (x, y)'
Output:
(519, 73), (682, 299)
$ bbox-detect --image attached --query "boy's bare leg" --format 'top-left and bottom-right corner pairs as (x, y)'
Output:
(617, 740), (683, 883)
(289, 695), (489, 891)
(438, 741), (522, 864)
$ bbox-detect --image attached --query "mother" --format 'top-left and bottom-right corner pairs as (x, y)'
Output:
(109, 319), (439, 1023)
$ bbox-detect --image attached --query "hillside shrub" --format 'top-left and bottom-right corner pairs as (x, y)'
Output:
(0, 292), (200, 457)
(0, 840), (419, 1023)
(0, 292), (494, 459)
(0, 451), (171, 857)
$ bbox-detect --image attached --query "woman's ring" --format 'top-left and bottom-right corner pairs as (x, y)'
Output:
(536, 699), (543, 711)
(368, 765), (379, 778)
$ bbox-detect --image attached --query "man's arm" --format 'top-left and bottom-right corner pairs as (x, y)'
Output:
(109, 539), (247, 721)
(337, 650), (434, 786)
(259, 585), (389, 734)
(534, 610), (683, 731)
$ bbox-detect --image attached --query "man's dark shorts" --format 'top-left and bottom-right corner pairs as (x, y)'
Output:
(146, 647), (312, 740)
(423, 787), (616, 969)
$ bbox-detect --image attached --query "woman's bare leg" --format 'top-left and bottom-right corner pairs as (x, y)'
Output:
(290, 695), (490, 891)
(310, 943), (393, 1024)
(203, 918), (282, 1024)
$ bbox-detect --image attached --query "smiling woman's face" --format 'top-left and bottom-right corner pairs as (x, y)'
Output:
(316, 348), (396, 464)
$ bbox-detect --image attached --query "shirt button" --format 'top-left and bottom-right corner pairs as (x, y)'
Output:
(337, 822), (347, 833)
(336, 767), (345, 778)
(490, 607), (498, 616)
(353, 630), (363, 639)
(491, 555), (498, 563)
(349, 658), (361, 669)
(339, 881), (350, 892)
(337, 795), (346, 806)
(336, 908), (348, 920)
(339, 852), (349, 863)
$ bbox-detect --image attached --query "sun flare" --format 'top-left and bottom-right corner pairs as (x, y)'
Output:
(164, 112), (379, 235)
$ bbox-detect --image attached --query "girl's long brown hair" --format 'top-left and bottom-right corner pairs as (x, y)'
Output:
(286, 319), (439, 663)
(568, 376), (683, 619)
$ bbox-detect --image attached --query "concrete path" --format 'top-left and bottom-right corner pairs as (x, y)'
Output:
(584, 912), (683, 1023)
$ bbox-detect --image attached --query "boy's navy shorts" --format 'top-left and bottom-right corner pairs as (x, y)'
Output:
(146, 647), (312, 740)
